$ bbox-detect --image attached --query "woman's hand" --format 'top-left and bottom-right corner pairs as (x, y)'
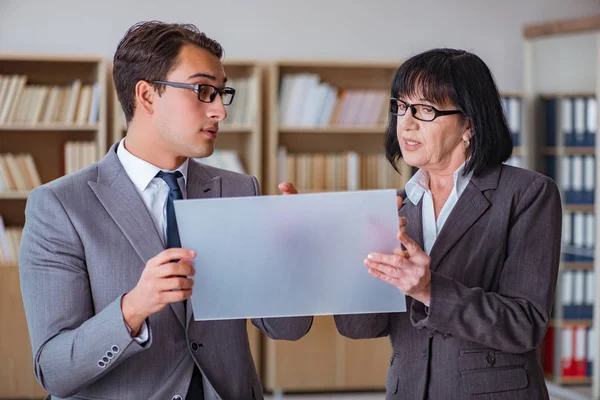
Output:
(278, 182), (298, 195)
(364, 226), (432, 306)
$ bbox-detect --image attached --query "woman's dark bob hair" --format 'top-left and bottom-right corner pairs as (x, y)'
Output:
(385, 48), (513, 176)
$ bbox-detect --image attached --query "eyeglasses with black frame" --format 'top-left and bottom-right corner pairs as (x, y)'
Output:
(152, 80), (236, 105)
(389, 98), (463, 122)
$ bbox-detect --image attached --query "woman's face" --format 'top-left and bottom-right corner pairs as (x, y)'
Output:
(395, 94), (471, 174)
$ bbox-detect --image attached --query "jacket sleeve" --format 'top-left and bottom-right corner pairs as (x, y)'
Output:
(19, 186), (150, 398)
(333, 313), (391, 339)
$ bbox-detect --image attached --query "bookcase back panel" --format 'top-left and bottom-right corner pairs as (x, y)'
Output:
(0, 60), (99, 86)
(279, 65), (397, 91)
(0, 200), (26, 226)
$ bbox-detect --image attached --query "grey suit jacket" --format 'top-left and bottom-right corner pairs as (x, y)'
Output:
(335, 164), (562, 399)
(19, 143), (313, 400)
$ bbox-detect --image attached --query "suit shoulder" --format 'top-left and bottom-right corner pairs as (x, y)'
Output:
(194, 162), (256, 183)
(35, 163), (99, 197)
(498, 164), (560, 200)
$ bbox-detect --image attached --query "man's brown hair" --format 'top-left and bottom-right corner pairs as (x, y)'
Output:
(113, 21), (223, 124)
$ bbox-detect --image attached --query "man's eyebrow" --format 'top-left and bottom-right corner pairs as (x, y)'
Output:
(187, 72), (228, 84)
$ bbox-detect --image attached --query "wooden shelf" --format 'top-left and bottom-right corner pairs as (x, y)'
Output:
(564, 204), (595, 213)
(279, 125), (386, 134)
(0, 191), (30, 200)
(558, 377), (593, 385)
(551, 319), (595, 328)
(543, 147), (596, 156)
(545, 373), (593, 385)
(561, 262), (595, 271)
(0, 123), (99, 131)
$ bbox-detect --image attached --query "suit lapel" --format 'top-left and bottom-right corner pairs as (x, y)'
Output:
(184, 160), (221, 325)
(88, 145), (164, 266)
(399, 194), (425, 251)
(427, 165), (501, 272)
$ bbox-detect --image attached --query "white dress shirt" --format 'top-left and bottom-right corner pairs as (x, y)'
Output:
(404, 160), (473, 255)
(116, 138), (189, 343)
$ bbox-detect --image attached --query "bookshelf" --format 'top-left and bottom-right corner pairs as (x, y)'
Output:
(0, 54), (107, 399)
(110, 60), (263, 182)
(262, 60), (414, 392)
(523, 16), (600, 399)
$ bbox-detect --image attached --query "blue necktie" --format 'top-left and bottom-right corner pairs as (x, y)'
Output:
(157, 171), (204, 398)
(156, 171), (183, 249)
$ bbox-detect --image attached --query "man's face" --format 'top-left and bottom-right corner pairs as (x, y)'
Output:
(152, 44), (228, 159)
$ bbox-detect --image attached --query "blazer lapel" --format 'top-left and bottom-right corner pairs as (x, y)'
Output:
(427, 165), (501, 272)
(88, 145), (164, 266)
(399, 193), (425, 251)
(184, 160), (221, 325)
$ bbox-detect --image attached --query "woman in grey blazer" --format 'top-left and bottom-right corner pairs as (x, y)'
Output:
(333, 48), (562, 399)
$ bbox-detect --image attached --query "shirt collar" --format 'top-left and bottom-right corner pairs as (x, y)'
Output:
(405, 159), (473, 206)
(116, 138), (189, 192)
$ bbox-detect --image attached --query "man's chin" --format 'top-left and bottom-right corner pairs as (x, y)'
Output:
(188, 146), (214, 160)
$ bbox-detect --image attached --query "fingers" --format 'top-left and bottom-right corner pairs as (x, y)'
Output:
(155, 259), (195, 279)
(393, 247), (409, 258)
(398, 230), (421, 256)
(278, 182), (299, 195)
(158, 276), (195, 292)
(399, 216), (407, 232)
(365, 258), (404, 279)
(366, 252), (405, 267)
(368, 267), (402, 286)
(397, 195), (404, 210)
(150, 248), (195, 267)
(159, 287), (193, 303)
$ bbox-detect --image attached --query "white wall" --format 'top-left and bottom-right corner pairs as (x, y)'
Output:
(0, 0), (598, 90)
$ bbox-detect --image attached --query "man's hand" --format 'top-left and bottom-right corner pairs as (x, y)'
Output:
(122, 248), (196, 336)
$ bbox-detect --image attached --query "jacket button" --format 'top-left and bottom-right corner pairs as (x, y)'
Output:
(421, 349), (428, 359)
(191, 341), (199, 352)
(172, 396), (182, 400)
(486, 355), (496, 366)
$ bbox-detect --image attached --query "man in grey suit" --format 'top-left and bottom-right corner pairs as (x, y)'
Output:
(19, 21), (312, 400)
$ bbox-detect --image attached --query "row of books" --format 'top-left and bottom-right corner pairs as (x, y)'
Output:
(278, 73), (388, 127)
(0, 217), (21, 264)
(277, 148), (406, 192)
(562, 212), (595, 262)
(194, 149), (245, 174)
(546, 155), (595, 204)
(501, 96), (523, 146)
(544, 96), (597, 147)
(560, 270), (596, 320)
(0, 153), (41, 192)
(0, 75), (100, 125)
(544, 325), (596, 379)
(64, 141), (99, 175)
(221, 75), (257, 127)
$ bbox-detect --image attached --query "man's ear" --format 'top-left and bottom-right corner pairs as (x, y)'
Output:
(135, 80), (156, 116)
